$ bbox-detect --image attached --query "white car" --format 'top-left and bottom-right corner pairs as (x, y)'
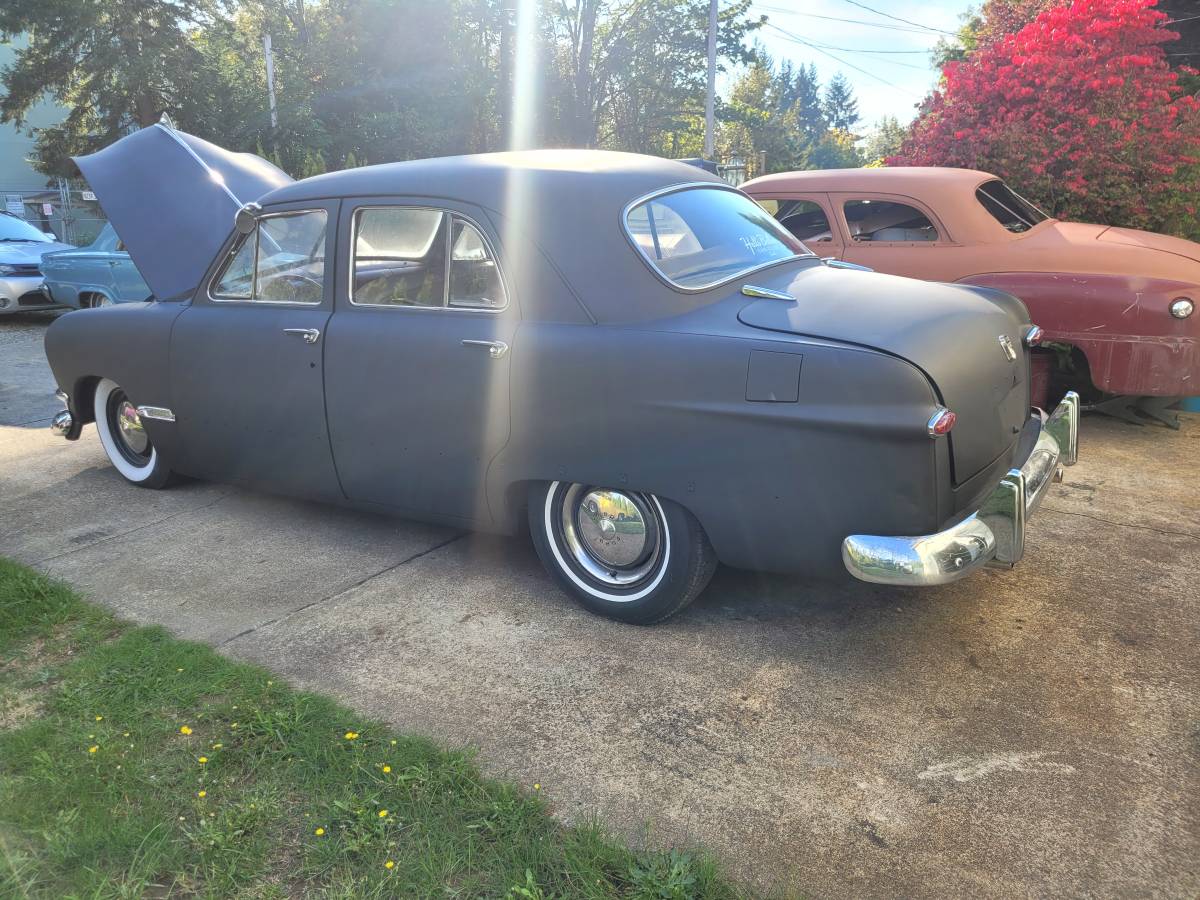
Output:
(0, 211), (74, 314)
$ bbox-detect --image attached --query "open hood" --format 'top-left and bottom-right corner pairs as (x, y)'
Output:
(73, 124), (293, 300)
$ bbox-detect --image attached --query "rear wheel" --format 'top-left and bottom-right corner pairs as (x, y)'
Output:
(528, 481), (717, 624)
(93, 378), (172, 488)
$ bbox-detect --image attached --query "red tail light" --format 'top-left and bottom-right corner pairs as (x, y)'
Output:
(927, 407), (957, 437)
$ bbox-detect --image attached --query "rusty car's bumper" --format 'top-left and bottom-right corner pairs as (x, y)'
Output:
(841, 391), (1080, 586)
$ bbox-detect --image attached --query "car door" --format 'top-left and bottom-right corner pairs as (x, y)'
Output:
(829, 192), (959, 279)
(754, 193), (846, 260)
(109, 239), (152, 301)
(169, 201), (344, 500)
(323, 199), (516, 525)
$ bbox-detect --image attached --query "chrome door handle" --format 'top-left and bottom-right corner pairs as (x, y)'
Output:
(461, 339), (509, 359)
(283, 327), (321, 344)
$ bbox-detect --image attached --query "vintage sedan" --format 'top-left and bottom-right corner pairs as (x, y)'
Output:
(46, 125), (1078, 624)
(40, 222), (152, 309)
(743, 167), (1200, 427)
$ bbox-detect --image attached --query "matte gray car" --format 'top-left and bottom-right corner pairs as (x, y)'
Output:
(45, 125), (1079, 624)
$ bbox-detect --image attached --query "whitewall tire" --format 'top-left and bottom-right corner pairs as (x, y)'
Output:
(93, 378), (172, 488)
(528, 481), (717, 624)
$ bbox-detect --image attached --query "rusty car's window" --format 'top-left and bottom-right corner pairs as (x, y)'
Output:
(353, 208), (447, 307)
(448, 218), (506, 309)
(976, 180), (1049, 233)
(843, 200), (938, 242)
(626, 187), (808, 290)
(772, 200), (835, 244)
(212, 209), (327, 304)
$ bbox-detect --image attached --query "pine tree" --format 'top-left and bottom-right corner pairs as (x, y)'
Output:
(822, 73), (860, 132)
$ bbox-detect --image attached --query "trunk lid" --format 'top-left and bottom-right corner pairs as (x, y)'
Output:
(737, 263), (1031, 483)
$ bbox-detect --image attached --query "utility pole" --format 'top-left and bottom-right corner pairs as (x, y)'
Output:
(704, 0), (717, 160)
(263, 33), (279, 129)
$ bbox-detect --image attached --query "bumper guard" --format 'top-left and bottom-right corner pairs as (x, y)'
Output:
(842, 391), (1079, 586)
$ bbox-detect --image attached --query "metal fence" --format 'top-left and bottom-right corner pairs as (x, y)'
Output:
(1, 179), (107, 247)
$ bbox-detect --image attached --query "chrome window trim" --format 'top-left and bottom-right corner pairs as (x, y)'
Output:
(347, 205), (509, 313)
(207, 207), (330, 306)
(620, 182), (815, 295)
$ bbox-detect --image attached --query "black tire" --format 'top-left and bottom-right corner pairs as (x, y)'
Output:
(528, 481), (717, 624)
(93, 378), (173, 489)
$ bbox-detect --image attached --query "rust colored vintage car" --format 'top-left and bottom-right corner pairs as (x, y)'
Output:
(742, 167), (1199, 425)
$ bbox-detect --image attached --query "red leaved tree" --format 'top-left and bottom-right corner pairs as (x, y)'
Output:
(891, 0), (1200, 239)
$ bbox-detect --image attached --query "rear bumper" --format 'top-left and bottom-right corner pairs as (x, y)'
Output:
(842, 391), (1079, 586)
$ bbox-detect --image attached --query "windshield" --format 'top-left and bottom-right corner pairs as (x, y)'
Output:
(0, 213), (52, 243)
(626, 187), (809, 290)
(976, 180), (1050, 233)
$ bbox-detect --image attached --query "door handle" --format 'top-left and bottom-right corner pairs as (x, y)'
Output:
(283, 327), (321, 344)
(461, 339), (509, 359)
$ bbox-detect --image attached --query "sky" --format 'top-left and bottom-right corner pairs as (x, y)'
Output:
(737, 0), (973, 131)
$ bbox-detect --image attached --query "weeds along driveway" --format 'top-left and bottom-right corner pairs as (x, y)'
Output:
(2, 316), (1198, 898)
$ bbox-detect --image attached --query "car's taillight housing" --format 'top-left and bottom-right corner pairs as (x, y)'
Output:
(927, 407), (957, 437)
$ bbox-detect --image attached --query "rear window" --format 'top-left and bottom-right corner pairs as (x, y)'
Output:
(625, 187), (808, 290)
(976, 180), (1049, 233)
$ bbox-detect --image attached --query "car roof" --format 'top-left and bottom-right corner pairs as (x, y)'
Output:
(261, 149), (721, 209)
(743, 166), (998, 194)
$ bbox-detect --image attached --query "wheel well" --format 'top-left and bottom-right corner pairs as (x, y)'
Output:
(1044, 342), (1104, 402)
(501, 479), (535, 536)
(72, 375), (101, 425)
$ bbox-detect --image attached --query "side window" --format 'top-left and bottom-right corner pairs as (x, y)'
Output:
(353, 208), (447, 306)
(448, 217), (505, 309)
(212, 209), (327, 303)
(774, 200), (834, 243)
(843, 200), (938, 243)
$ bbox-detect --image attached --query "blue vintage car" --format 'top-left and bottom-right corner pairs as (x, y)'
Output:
(40, 222), (151, 308)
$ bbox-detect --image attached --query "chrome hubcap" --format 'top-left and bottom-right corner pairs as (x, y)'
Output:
(560, 485), (662, 586)
(114, 397), (149, 456)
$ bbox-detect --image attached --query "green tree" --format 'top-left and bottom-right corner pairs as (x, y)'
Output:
(821, 72), (859, 132)
(862, 115), (908, 165)
(0, 0), (223, 176)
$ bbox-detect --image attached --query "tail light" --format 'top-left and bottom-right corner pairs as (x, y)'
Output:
(927, 407), (957, 437)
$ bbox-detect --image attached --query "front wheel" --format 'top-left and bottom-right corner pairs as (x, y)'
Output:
(93, 378), (172, 488)
(528, 481), (717, 624)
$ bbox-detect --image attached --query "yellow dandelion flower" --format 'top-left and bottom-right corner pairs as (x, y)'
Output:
(390, 739), (397, 746)
(314, 827), (325, 836)
(198, 790), (207, 798)
(385, 860), (395, 870)
(198, 756), (208, 764)
(533, 783), (541, 791)
(231, 723), (239, 729)
(382, 765), (391, 773)
(88, 745), (98, 754)
(95, 715), (103, 721)
(344, 731), (359, 740)
(179, 725), (192, 735)
(123, 732), (130, 737)
(89, 734), (95, 739)
(267, 681), (273, 686)
(378, 809), (388, 818)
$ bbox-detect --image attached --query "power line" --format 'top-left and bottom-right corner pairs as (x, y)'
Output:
(764, 22), (923, 98)
(752, 3), (942, 35)
(837, 0), (960, 36)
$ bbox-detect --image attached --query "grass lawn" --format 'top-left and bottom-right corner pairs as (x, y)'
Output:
(0, 558), (745, 899)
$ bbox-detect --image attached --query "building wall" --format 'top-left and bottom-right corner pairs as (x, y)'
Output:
(0, 36), (69, 189)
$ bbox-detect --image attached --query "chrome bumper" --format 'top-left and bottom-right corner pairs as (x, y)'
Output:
(50, 389), (81, 440)
(842, 391), (1079, 586)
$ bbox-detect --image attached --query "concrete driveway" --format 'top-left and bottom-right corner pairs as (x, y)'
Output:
(2, 312), (1197, 898)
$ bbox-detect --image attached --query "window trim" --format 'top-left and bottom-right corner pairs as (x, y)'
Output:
(347, 204), (508, 313)
(621, 182), (815, 294)
(837, 195), (950, 246)
(208, 207), (330, 306)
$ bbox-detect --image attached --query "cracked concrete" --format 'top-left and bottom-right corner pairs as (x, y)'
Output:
(1, 313), (1197, 898)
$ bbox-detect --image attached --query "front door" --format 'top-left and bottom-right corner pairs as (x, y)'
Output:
(829, 192), (958, 279)
(169, 201), (344, 500)
(756, 193), (846, 260)
(323, 199), (516, 525)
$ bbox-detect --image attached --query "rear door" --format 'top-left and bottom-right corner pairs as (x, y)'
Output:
(323, 198), (516, 524)
(169, 201), (343, 500)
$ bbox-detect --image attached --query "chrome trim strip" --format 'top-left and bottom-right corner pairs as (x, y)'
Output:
(155, 123), (246, 209)
(461, 338), (509, 359)
(136, 406), (176, 423)
(741, 284), (795, 301)
(620, 182), (816, 294)
(55, 389), (68, 405)
(346, 205), (508, 313)
(841, 391), (1080, 586)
